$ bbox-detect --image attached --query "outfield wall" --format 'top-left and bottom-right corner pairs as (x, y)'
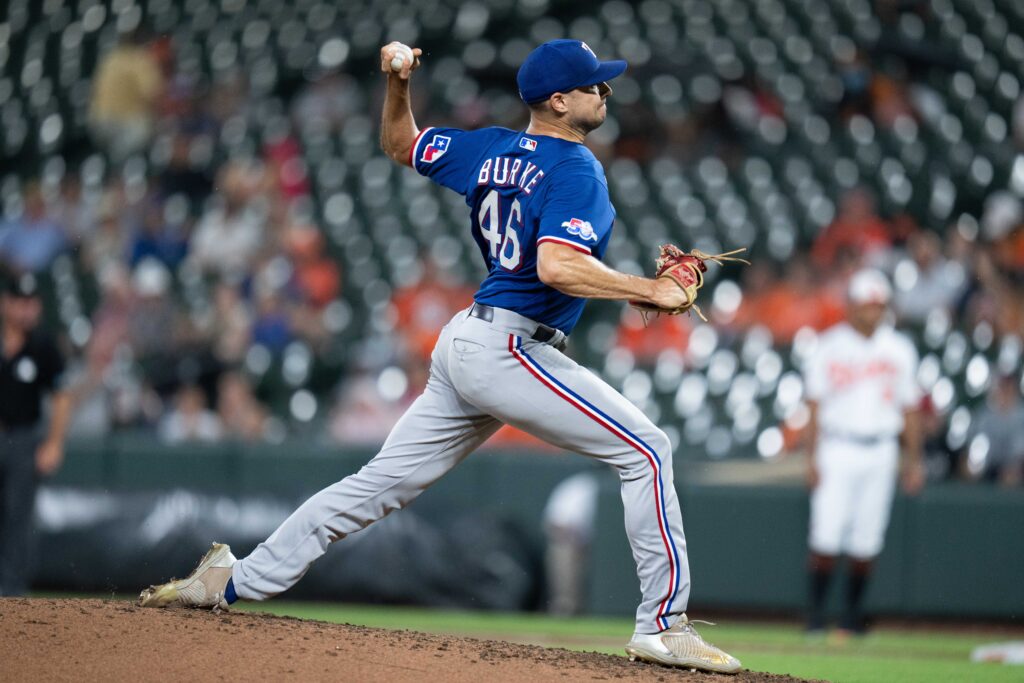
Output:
(42, 439), (1024, 620)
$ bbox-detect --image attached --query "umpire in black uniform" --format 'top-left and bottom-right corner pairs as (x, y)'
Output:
(0, 274), (72, 596)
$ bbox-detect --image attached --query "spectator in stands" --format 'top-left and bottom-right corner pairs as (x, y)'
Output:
(90, 264), (134, 356)
(189, 162), (266, 280)
(734, 259), (843, 343)
(614, 307), (691, 365)
(871, 73), (916, 129)
(285, 224), (340, 309)
(988, 216), (1024, 283)
(127, 258), (198, 391)
(88, 27), (163, 163)
(158, 133), (214, 210)
(264, 123), (312, 203)
(328, 371), (415, 446)
(216, 371), (272, 442)
(56, 174), (97, 246)
(960, 248), (1024, 338)
(206, 69), (254, 127)
(82, 192), (128, 276)
(965, 373), (1024, 486)
(158, 384), (223, 444)
(291, 71), (364, 133)
(811, 187), (891, 271)
(207, 280), (252, 367)
(127, 198), (189, 271)
(391, 256), (474, 362)
(919, 396), (957, 482)
(65, 320), (144, 439)
(836, 50), (872, 120)
(981, 191), (1023, 284)
(0, 182), (67, 274)
(73, 263), (163, 432)
(67, 264), (134, 439)
(251, 287), (294, 354)
(892, 231), (966, 324)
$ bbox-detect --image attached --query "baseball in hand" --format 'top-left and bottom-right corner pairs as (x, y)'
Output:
(390, 45), (413, 72)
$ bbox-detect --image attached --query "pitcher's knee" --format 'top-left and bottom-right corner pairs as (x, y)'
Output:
(614, 426), (674, 479)
(649, 428), (674, 478)
(647, 428), (672, 460)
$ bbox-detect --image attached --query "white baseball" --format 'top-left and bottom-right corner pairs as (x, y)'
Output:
(390, 45), (413, 72)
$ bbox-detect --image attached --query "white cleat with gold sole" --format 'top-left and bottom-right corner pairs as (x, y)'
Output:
(138, 542), (236, 610)
(625, 614), (742, 675)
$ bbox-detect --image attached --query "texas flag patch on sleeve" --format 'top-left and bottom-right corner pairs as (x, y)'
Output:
(561, 217), (598, 242)
(421, 135), (451, 163)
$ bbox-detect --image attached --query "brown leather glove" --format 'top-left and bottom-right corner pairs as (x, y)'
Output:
(630, 245), (749, 320)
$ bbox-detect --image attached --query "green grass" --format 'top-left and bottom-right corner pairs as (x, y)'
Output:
(233, 601), (1021, 683)
(33, 594), (1022, 682)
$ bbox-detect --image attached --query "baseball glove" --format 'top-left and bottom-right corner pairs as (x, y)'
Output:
(630, 245), (749, 321)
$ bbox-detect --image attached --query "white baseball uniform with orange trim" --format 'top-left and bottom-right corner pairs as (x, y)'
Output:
(804, 322), (920, 558)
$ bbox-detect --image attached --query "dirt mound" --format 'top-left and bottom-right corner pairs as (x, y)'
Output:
(0, 598), (809, 682)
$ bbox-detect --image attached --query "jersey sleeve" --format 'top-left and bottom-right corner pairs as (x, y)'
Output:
(411, 126), (483, 195)
(536, 173), (614, 256)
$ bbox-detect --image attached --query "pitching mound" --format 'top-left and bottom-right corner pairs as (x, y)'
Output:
(1, 599), (809, 682)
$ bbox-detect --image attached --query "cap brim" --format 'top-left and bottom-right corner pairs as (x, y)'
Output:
(524, 59), (629, 103)
(580, 59), (627, 87)
(850, 294), (890, 306)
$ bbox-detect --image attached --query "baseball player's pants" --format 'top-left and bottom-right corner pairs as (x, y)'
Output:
(233, 307), (690, 633)
(809, 436), (899, 559)
(0, 428), (41, 596)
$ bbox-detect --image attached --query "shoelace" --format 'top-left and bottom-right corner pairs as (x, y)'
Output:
(674, 618), (720, 647)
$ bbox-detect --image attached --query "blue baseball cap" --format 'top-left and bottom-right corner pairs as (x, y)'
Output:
(517, 39), (627, 104)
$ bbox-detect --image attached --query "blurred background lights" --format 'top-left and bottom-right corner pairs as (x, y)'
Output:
(289, 390), (318, 423)
(757, 427), (784, 459)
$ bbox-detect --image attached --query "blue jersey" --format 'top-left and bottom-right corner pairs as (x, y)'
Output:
(411, 126), (615, 334)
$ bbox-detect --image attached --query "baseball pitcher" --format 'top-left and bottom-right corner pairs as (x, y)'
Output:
(139, 40), (741, 674)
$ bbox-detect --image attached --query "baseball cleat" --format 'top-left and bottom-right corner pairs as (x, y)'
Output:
(625, 614), (741, 675)
(138, 542), (236, 610)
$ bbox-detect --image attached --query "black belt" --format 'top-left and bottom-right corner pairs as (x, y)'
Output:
(469, 303), (561, 345)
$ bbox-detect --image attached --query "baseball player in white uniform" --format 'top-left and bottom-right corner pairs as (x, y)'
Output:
(803, 268), (925, 636)
(137, 40), (742, 674)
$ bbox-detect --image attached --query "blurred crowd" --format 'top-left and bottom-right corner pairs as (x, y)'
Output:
(1, 18), (1023, 485)
(3, 27), (427, 446)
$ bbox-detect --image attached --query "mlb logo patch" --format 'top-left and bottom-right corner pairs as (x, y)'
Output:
(561, 218), (598, 242)
(421, 135), (451, 163)
(519, 137), (537, 151)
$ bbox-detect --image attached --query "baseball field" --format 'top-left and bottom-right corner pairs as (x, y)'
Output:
(2, 597), (1019, 682)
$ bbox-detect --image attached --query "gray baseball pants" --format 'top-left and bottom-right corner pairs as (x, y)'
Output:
(232, 306), (690, 633)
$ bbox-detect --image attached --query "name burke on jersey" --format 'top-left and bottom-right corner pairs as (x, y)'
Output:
(477, 156), (547, 194)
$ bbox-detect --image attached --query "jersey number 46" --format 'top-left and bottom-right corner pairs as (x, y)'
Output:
(478, 189), (523, 271)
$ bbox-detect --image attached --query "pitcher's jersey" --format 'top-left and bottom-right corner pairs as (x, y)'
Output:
(804, 322), (921, 438)
(411, 126), (614, 334)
